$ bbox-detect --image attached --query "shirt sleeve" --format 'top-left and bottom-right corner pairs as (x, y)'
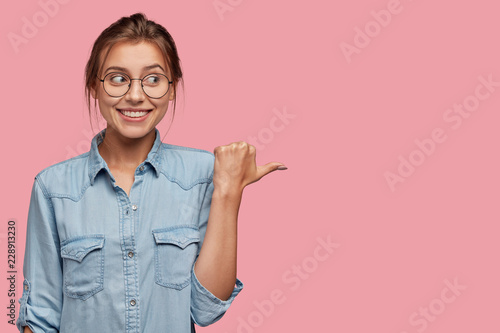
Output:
(190, 179), (244, 327)
(17, 176), (63, 333)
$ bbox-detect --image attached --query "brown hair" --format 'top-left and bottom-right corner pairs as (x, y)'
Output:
(84, 12), (183, 133)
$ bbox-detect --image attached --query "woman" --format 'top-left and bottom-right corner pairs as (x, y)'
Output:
(17, 12), (286, 333)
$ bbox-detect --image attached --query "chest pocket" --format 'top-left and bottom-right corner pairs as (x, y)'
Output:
(60, 235), (105, 300)
(152, 226), (200, 290)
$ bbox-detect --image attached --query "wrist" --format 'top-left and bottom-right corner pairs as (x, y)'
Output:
(213, 183), (244, 200)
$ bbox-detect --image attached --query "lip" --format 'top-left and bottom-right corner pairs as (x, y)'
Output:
(117, 108), (152, 112)
(116, 108), (153, 122)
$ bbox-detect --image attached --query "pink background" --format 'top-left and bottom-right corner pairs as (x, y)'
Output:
(1, 0), (499, 332)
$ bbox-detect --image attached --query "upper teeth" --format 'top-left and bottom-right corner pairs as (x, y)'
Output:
(120, 110), (149, 118)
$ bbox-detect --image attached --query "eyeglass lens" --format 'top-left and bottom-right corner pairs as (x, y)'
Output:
(103, 72), (170, 98)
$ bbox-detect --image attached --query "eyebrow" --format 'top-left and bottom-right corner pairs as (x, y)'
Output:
(104, 64), (166, 74)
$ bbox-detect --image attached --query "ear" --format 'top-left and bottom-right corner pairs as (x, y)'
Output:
(168, 86), (175, 101)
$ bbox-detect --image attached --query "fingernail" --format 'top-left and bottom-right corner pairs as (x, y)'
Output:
(277, 166), (288, 170)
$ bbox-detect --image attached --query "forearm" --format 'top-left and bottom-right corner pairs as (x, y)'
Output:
(194, 187), (242, 301)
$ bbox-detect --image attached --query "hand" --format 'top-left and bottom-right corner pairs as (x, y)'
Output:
(213, 141), (287, 195)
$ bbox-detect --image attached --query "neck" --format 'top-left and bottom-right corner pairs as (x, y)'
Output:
(98, 127), (157, 170)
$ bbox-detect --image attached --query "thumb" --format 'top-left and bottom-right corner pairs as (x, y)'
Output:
(256, 162), (288, 180)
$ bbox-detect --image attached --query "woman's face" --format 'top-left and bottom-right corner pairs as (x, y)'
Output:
(92, 41), (174, 140)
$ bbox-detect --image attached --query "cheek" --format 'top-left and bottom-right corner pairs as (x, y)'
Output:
(154, 99), (171, 114)
(97, 97), (117, 118)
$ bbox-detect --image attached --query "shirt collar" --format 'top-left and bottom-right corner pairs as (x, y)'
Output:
(88, 128), (162, 185)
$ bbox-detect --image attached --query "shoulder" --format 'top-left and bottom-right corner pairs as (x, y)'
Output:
(156, 143), (215, 190)
(34, 152), (91, 199)
(160, 142), (215, 165)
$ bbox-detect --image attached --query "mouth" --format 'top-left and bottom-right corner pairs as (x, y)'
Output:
(117, 108), (152, 118)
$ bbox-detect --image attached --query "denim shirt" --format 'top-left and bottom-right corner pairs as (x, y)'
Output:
(17, 128), (244, 333)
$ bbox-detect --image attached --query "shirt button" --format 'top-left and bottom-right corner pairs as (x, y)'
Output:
(24, 285), (28, 290)
(132, 205), (137, 211)
(128, 251), (134, 258)
(130, 299), (136, 306)
(139, 166), (145, 171)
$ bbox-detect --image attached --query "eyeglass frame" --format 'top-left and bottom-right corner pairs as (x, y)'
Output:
(97, 72), (174, 99)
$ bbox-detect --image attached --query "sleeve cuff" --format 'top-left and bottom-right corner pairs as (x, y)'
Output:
(16, 279), (59, 333)
(190, 267), (243, 327)
(16, 279), (30, 332)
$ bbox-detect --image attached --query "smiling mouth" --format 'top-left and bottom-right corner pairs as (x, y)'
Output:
(118, 109), (152, 118)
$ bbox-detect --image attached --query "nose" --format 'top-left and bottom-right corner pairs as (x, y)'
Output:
(125, 79), (145, 102)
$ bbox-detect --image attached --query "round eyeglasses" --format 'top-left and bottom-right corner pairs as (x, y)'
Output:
(98, 72), (173, 99)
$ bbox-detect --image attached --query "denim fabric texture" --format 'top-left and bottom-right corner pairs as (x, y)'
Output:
(17, 128), (243, 333)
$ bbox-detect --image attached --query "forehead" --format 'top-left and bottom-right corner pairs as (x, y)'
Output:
(101, 41), (169, 75)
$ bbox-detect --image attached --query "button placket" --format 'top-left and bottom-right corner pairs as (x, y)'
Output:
(119, 180), (141, 330)
(125, 205), (136, 261)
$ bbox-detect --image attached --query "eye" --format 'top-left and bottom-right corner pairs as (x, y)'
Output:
(143, 74), (162, 86)
(107, 73), (129, 85)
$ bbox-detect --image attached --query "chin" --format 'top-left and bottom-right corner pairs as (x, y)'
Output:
(115, 126), (155, 140)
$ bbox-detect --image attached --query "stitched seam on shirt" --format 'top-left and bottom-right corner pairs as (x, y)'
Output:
(36, 158), (93, 202)
(152, 225), (199, 233)
(34, 176), (62, 272)
(44, 180), (92, 202)
(35, 176), (57, 221)
(60, 234), (105, 247)
(157, 143), (215, 189)
(199, 177), (212, 223)
(158, 170), (212, 190)
(194, 178), (212, 261)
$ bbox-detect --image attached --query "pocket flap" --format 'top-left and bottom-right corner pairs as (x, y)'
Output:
(61, 235), (105, 262)
(153, 227), (200, 249)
